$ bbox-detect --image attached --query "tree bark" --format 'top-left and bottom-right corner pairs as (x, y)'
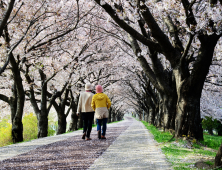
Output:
(163, 94), (177, 130)
(37, 112), (48, 138)
(54, 86), (70, 135)
(174, 34), (219, 140)
(112, 111), (116, 122)
(155, 99), (164, 128)
(208, 129), (214, 135)
(214, 143), (222, 167)
(57, 111), (67, 135)
(77, 112), (83, 129)
(68, 111), (79, 131)
(148, 108), (155, 125)
(175, 94), (203, 140)
(108, 107), (112, 123)
(217, 122), (222, 136)
(10, 54), (25, 143)
(68, 98), (78, 131)
(37, 70), (48, 138)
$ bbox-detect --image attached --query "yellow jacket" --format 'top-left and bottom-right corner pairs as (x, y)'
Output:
(91, 93), (111, 119)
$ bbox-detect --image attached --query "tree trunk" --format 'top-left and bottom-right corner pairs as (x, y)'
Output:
(108, 107), (112, 123)
(145, 108), (149, 122)
(174, 35), (219, 141)
(37, 112), (48, 138)
(162, 95), (171, 130)
(111, 111), (115, 122)
(163, 95), (177, 130)
(175, 95), (203, 140)
(37, 70), (49, 138)
(57, 112), (67, 135)
(169, 101), (176, 130)
(68, 101), (79, 131)
(11, 116), (23, 143)
(139, 112), (142, 121)
(148, 108), (155, 125)
(218, 128), (222, 136)
(11, 84), (24, 143)
(216, 121), (222, 136)
(214, 143), (222, 168)
(52, 85), (70, 135)
(155, 101), (163, 128)
(208, 128), (214, 135)
(68, 112), (79, 131)
(77, 112), (83, 129)
(10, 55), (25, 143)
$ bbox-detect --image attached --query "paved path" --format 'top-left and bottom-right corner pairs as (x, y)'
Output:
(89, 118), (172, 170)
(0, 117), (172, 169)
(0, 130), (84, 161)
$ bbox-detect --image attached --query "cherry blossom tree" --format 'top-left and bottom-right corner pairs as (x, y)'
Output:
(91, 0), (222, 141)
(0, 0), (96, 142)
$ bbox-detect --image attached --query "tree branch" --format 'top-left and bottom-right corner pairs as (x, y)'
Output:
(0, 94), (10, 103)
(93, 0), (161, 52)
(0, 0), (15, 37)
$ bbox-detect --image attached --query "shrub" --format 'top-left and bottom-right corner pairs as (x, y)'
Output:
(0, 117), (13, 147)
(0, 113), (58, 147)
(202, 116), (222, 135)
(23, 112), (57, 138)
(23, 113), (38, 141)
(48, 113), (57, 136)
(202, 116), (217, 135)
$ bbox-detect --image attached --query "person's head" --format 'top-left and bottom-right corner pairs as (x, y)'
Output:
(85, 83), (92, 91)
(96, 85), (103, 93)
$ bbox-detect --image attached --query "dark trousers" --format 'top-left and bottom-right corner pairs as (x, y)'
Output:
(97, 118), (107, 136)
(82, 112), (94, 138)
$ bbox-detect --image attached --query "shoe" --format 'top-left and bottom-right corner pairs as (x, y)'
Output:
(82, 132), (86, 139)
(98, 131), (101, 139)
(101, 135), (106, 139)
(85, 137), (92, 140)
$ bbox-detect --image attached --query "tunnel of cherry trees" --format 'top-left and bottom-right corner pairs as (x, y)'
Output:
(0, 0), (221, 156)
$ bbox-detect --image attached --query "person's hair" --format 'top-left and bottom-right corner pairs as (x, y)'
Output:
(96, 85), (103, 93)
(85, 83), (92, 90)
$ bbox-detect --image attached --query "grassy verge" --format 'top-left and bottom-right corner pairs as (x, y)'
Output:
(142, 121), (222, 170)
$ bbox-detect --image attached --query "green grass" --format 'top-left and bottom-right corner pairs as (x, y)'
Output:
(193, 149), (216, 157)
(192, 143), (201, 149)
(141, 121), (219, 170)
(205, 160), (214, 165)
(142, 121), (175, 143)
(200, 134), (222, 150)
(162, 145), (192, 157)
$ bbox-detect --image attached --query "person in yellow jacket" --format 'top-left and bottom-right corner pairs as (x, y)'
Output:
(91, 85), (111, 139)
